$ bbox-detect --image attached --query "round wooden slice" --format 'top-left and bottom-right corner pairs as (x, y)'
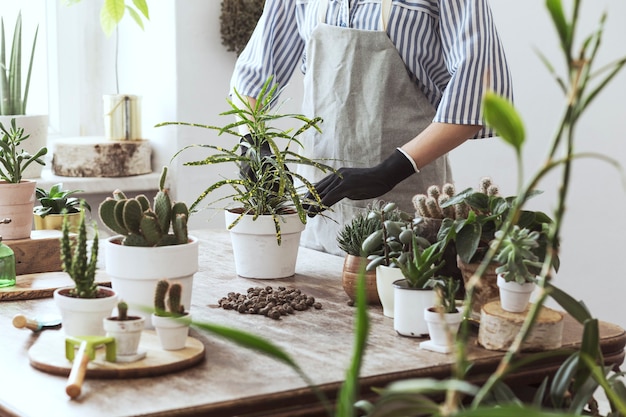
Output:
(28, 330), (205, 378)
(478, 300), (564, 351)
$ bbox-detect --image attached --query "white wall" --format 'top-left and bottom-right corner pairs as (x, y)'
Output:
(124, 1), (625, 329)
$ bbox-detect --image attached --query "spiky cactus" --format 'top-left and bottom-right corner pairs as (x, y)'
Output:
(117, 301), (129, 320)
(98, 166), (189, 246)
(154, 279), (186, 317)
(60, 205), (99, 298)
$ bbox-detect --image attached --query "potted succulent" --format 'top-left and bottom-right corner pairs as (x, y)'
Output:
(33, 183), (90, 232)
(491, 225), (542, 313)
(53, 205), (118, 337)
(98, 166), (198, 328)
(337, 205), (383, 305)
(392, 234), (446, 337)
(103, 300), (145, 359)
(360, 201), (414, 318)
(0, 118), (47, 239)
(156, 77), (334, 279)
(151, 279), (191, 351)
(0, 12), (48, 179)
(422, 276), (463, 352)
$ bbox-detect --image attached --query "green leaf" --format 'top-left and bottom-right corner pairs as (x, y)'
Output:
(132, 0), (150, 19)
(546, 282), (592, 323)
(483, 92), (525, 152)
(101, 0), (125, 36)
(546, 0), (571, 54)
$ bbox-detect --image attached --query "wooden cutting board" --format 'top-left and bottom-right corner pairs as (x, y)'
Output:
(0, 270), (110, 301)
(28, 330), (205, 378)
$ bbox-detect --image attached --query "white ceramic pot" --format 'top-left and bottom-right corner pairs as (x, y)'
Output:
(0, 180), (36, 240)
(424, 307), (463, 347)
(0, 115), (48, 179)
(53, 286), (118, 337)
(103, 315), (145, 356)
(104, 236), (199, 328)
(393, 280), (436, 337)
(375, 265), (404, 318)
(151, 313), (191, 351)
(226, 210), (305, 279)
(497, 274), (536, 313)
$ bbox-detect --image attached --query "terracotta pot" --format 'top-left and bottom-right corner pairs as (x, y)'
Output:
(226, 210), (305, 279)
(53, 286), (118, 337)
(0, 180), (36, 240)
(341, 255), (380, 305)
(456, 257), (499, 320)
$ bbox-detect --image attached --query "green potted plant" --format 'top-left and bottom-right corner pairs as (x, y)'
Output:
(0, 118), (47, 239)
(156, 77), (335, 279)
(360, 201), (416, 318)
(53, 205), (118, 337)
(151, 279), (191, 351)
(103, 300), (146, 359)
(392, 234), (447, 337)
(0, 12), (48, 179)
(33, 183), (90, 232)
(422, 276), (462, 352)
(337, 205), (384, 305)
(491, 224), (543, 313)
(98, 166), (198, 328)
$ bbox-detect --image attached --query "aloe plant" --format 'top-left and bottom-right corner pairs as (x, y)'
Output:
(0, 12), (38, 116)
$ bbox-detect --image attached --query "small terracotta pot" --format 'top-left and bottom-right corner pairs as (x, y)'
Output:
(341, 255), (380, 305)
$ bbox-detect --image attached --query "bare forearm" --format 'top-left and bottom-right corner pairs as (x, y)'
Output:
(400, 123), (482, 170)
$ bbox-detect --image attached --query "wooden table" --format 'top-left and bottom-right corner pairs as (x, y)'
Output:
(1, 230), (624, 417)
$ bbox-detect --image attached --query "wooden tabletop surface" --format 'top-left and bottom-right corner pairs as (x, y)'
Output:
(1, 229), (624, 417)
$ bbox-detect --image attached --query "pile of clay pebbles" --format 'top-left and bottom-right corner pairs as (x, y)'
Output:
(218, 286), (322, 320)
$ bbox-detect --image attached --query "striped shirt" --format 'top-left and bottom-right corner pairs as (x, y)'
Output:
(231, 0), (513, 138)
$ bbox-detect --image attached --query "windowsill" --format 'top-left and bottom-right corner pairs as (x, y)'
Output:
(35, 167), (160, 195)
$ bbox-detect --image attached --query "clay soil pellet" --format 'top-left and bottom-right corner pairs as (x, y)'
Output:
(218, 286), (322, 320)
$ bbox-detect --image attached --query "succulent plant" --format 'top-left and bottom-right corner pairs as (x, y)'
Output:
(336, 204), (384, 257)
(154, 279), (186, 317)
(98, 166), (189, 247)
(60, 204), (98, 298)
(491, 225), (543, 284)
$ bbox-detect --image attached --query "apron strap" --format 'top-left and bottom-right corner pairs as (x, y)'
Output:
(318, 0), (329, 23)
(380, 0), (392, 32)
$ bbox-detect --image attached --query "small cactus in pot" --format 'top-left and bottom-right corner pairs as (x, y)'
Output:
(98, 166), (189, 247)
(152, 279), (190, 350)
(153, 280), (187, 318)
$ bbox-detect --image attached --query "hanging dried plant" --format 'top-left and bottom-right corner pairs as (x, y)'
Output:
(220, 0), (265, 56)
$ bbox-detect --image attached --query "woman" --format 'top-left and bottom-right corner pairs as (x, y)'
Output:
(231, 0), (513, 255)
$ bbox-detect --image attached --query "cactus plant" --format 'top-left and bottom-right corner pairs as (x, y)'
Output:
(153, 279), (186, 318)
(60, 204), (99, 298)
(98, 166), (189, 247)
(117, 301), (129, 320)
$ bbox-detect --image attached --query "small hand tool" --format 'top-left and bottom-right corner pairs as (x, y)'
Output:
(65, 335), (116, 399)
(12, 314), (62, 332)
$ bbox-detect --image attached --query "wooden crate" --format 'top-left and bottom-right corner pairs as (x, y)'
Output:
(4, 230), (64, 275)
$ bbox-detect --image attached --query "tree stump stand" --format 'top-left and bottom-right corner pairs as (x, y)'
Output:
(478, 300), (564, 351)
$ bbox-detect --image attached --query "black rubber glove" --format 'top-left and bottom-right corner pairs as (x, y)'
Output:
(305, 149), (416, 215)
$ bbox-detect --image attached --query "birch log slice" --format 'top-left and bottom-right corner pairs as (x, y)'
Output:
(52, 137), (151, 177)
(478, 301), (564, 351)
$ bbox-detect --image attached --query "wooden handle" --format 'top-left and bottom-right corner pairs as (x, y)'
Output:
(12, 315), (40, 331)
(66, 341), (90, 399)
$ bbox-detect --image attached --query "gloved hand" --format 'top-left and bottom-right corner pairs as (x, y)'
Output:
(305, 149), (416, 215)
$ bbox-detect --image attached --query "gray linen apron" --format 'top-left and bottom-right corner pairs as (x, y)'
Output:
(298, 0), (452, 255)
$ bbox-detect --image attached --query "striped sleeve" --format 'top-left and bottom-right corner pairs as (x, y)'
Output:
(437, 0), (513, 138)
(230, 0), (305, 100)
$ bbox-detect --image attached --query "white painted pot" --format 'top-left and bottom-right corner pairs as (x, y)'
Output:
(151, 313), (191, 351)
(497, 274), (536, 313)
(424, 307), (463, 347)
(0, 115), (48, 178)
(226, 210), (305, 279)
(0, 180), (36, 240)
(104, 236), (199, 328)
(103, 316), (145, 356)
(375, 265), (404, 318)
(393, 280), (436, 337)
(53, 286), (118, 337)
